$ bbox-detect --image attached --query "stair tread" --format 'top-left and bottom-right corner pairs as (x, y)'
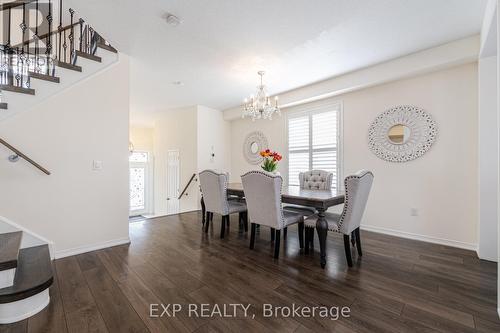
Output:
(0, 232), (22, 271)
(0, 245), (53, 304)
(75, 50), (102, 63)
(28, 71), (60, 83)
(0, 85), (35, 95)
(54, 60), (82, 72)
(97, 43), (118, 53)
(0, 103), (7, 110)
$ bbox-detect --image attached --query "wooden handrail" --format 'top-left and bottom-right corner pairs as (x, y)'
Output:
(0, 138), (51, 175)
(178, 173), (197, 199)
(10, 22), (80, 49)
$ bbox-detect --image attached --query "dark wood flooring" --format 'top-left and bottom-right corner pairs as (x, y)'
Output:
(1, 211), (499, 332)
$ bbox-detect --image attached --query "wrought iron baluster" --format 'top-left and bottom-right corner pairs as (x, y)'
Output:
(85, 24), (89, 53)
(79, 18), (84, 52)
(15, 47), (21, 87)
(46, 0), (53, 76)
(34, 0), (40, 73)
(58, 0), (63, 62)
(20, 3), (27, 87)
(69, 8), (75, 64)
(63, 29), (67, 62)
(6, 8), (13, 85)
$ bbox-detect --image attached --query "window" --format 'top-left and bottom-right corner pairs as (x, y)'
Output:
(129, 151), (151, 215)
(129, 151), (149, 163)
(287, 101), (342, 189)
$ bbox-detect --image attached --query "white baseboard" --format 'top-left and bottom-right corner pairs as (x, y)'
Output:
(143, 209), (200, 219)
(360, 224), (477, 251)
(54, 237), (131, 259)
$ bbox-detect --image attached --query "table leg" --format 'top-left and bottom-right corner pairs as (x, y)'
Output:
(316, 208), (328, 268)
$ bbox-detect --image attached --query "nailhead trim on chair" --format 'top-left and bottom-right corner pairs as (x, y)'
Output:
(305, 170), (374, 234)
(241, 170), (286, 228)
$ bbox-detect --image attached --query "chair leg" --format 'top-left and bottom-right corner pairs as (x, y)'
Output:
(201, 197), (205, 225)
(310, 227), (314, 248)
(220, 215), (226, 239)
(304, 228), (310, 254)
(343, 234), (353, 267)
(227, 215), (230, 228)
(210, 212), (214, 222)
(274, 230), (281, 258)
(283, 227), (288, 238)
(298, 222), (304, 249)
(355, 228), (362, 256)
(250, 223), (256, 249)
(204, 212), (210, 233)
(271, 228), (275, 242)
(351, 231), (356, 246)
(244, 212), (248, 232)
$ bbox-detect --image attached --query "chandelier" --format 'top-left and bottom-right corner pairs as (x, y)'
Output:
(242, 71), (280, 121)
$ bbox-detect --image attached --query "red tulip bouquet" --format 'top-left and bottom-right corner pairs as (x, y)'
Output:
(260, 149), (282, 173)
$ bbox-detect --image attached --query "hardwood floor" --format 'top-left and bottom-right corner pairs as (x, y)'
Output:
(1, 211), (499, 332)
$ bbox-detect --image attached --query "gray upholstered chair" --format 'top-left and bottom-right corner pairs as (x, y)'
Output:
(199, 170), (248, 238)
(284, 170), (334, 216)
(300, 170), (333, 189)
(304, 170), (374, 267)
(241, 171), (305, 258)
(200, 171), (242, 225)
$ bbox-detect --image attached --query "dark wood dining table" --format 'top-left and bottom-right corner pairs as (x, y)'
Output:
(226, 183), (345, 268)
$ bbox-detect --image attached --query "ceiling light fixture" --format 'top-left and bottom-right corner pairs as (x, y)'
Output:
(165, 13), (182, 26)
(172, 81), (184, 86)
(242, 71), (280, 121)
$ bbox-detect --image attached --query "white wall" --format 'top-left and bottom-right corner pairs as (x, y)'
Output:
(197, 106), (232, 174)
(229, 63), (479, 249)
(0, 55), (131, 258)
(479, 56), (499, 261)
(130, 126), (154, 152)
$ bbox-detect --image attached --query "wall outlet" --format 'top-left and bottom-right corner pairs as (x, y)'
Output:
(92, 160), (103, 171)
(410, 208), (419, 216)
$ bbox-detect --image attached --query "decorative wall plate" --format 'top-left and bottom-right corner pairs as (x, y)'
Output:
(368, 105), (438, 162)
(243, 131), (269, 164)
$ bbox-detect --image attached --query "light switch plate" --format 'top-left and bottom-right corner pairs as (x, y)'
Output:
(92, 160), (103, 171)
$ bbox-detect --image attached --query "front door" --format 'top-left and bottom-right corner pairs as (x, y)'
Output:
(129, 151), (151, 216)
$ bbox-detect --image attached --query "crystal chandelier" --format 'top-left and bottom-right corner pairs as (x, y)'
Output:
(242, 71), (280, 121)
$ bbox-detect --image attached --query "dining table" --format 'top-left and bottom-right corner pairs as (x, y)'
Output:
(225, 183), (345, 268)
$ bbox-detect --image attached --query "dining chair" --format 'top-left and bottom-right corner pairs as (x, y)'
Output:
(201, 172), (242, 226)
(284, 170), (334, 216)
(241, 170), (305, 258)
(304, 170), (374, 267)
(199, 170), (248, 238)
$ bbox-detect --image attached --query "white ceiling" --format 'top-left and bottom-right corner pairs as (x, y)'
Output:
(68, 0), (487, 123)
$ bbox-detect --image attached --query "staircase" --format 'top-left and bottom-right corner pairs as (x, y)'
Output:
(0, 230), (52, 323)
(0, 0), (119, 323)
(0, 0), (119, 121)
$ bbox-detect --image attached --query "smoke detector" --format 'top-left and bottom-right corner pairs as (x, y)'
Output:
(165, 13), (182, 26)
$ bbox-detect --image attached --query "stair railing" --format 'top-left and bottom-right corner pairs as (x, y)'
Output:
(0, 137), (50, 175)
(0, 0), (117, 89)
(178, 173), (198, 199)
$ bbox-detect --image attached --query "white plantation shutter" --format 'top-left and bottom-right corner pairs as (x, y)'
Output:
(287, 101), (341, 189)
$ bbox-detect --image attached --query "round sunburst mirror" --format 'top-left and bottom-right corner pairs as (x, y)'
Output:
(368, 105), (438, 162)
